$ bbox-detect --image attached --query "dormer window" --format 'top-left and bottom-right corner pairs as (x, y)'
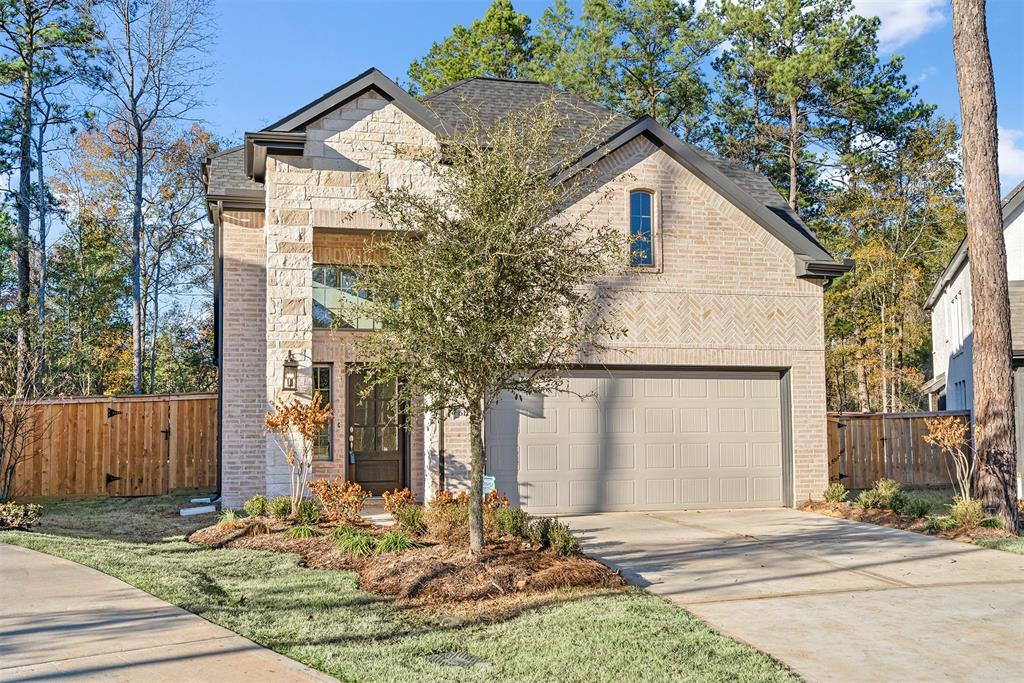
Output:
(630, 190), (654, 267)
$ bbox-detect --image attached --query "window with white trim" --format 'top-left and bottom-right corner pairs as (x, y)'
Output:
(629, 190), (654, 267)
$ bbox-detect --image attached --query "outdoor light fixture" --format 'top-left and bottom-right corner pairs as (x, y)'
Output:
(282, 351), (299, 392)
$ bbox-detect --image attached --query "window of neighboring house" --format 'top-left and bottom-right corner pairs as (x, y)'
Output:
(312, 265), (380, 330)
(950, 291), (964, 354)
(312, 365), (332, 461)
(629, 190), (654, 267)
(953, 380), (968, 411)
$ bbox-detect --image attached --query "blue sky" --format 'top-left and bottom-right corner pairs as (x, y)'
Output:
(204, 0), (1024, 192)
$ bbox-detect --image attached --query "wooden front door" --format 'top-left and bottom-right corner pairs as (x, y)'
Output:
(347, 372), (404, 493)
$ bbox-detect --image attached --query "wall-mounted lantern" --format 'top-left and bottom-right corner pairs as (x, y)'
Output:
(282, 351), (299, 392)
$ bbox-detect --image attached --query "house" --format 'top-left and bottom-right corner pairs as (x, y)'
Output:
(923, 179), (1024, 495)
(202, 67), (851, 512)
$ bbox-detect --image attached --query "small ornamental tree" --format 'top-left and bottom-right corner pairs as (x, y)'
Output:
(923, 415), (975, 502)
(353, 98), (628, 553)
(263, 393), (332, 519)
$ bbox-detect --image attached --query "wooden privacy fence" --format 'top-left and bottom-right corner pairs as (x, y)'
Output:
(10, 393), (217, 498)
(827, 411), (970, 489)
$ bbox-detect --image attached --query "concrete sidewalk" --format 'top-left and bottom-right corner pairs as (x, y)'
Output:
(0, 544), (334, 682)
(568, 508), (1024, 683)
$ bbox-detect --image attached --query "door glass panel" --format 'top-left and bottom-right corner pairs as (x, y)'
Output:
(379, 426), (398, 452)
(351, 426), (373, 451)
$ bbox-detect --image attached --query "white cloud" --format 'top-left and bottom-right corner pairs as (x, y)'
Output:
(852, 0), (947, 52)
(999, 127), (1024, 193)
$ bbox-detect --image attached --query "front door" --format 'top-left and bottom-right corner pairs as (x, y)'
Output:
(347, 371), (404, 493)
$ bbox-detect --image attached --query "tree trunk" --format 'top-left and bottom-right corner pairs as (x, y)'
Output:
(952, 0), (1019, 530)
(15, 66), (34, 398)
(468, 404), (485, 554)
(787, 99), (799, 213)
(149, 258), (161, 393)
(131, 125), (145, 394)
(36, 122), (48, 381)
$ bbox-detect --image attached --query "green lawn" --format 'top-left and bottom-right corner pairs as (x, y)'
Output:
(1, 495), (794, 683)
(976, 537), (1024, 555)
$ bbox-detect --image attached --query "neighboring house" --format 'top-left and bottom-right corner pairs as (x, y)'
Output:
(923, 180), (1024, 494)
(202, 67), (851, 512)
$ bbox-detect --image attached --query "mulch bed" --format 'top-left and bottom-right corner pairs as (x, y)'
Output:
(799, 500), (1017, 543)
(188, 519), (625, 610)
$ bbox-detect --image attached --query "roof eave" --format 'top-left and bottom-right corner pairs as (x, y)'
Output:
(244, 131), (306, 182)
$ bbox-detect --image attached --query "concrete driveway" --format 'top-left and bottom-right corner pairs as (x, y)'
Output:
(567, 508), (1024, 683)
(0, 544), (332, 682)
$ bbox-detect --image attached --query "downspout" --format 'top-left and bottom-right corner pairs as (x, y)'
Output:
(214, 200), (224, 503)
(438, 409), (446, 492)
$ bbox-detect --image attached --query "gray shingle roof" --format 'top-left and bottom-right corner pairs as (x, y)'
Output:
(205, 74), (822, 255)
(203, 145), (263, 196)
(424, 77), (633, 150)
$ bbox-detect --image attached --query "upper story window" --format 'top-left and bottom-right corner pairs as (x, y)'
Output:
(629, 190), (654, 267)
(950, 291), (964, 353)
(312, 265), (380, 330)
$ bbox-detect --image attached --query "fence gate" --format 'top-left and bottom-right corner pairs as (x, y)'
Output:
(12, 393), (217, 498)
(827, 411), (970, 489)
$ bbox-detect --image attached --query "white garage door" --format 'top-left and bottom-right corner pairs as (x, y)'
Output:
(486, 369), (787, 513)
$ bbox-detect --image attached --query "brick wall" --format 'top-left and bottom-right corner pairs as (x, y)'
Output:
(220, 209), (267, 507)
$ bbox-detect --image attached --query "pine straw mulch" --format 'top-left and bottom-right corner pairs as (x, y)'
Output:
(799, 500), (1017, 543)
(188, 519), (626, 618)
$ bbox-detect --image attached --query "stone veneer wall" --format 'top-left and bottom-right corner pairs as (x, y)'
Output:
(435, 137), (829, 504)
(220, 210), (267, 507)
(260, 91), (438, 498)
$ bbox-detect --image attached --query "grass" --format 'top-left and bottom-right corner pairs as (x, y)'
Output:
(976, 537), (1024, 555)
(1, 495), (794, 683)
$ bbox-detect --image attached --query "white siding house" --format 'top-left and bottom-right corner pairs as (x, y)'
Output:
(924, 180), (1024, 494)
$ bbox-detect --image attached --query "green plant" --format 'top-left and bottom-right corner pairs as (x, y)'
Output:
(893, 494), (932, 518)
(547, 520), (580, 556)
(296, 498), (322, 525)
(528, 517), (554, 547)
(0, 501), (42, 530)
(245, 519), (273, 536)
(216, 509), (243, 529)
(495, 506), (530, 538)
(924, 515), (958, 531)
(855, 488), (883, 509)
(268, 496), (292, 520)
(287, 524), (323, 539)
(243, 494), (268, 517)
(374, 530), (419, 554)
(949, 496), (984, 528)
(822, 483), (848, 504)
(395, 504), (426, 536)
(335, 527), (376, 556)
(873, 479), (903, 508)
(979, 517), (1002, 529)
(309, 477), (370, 521)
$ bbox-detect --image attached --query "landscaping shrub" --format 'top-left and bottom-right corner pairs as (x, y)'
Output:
(823, 483), (849, 504)
(0, 501), (42, 530)
(296, 498), (322, 525)
(856, 479), (906, 510)
(855, 488), (883, 509)
(528, 517), (554, 547)
(245, 519), (273, 536)
(286, 524), (323, 539)
(394, 504), (426, 536)
(893, 494), (932, 518)
(924, 515), (958, 532)
(424, 496), (470, 545)
(547, 520), (580, 556)
(243, 494), (268, 517)
(216, 509), (242, 529)
(381, 487), (415, 517)
(309, 477), (369, 521)
(484, 490), (510, 510)
(949, 496), (984, 528)
(494, 505), (530, 538)
(979, 517), (1003, 529)
(374, 530), (418, 554)
(335, 527), (376, 556)
(268, 496), (292, 520)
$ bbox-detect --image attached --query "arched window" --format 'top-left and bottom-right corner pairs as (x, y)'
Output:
(629, 190), (654, 266)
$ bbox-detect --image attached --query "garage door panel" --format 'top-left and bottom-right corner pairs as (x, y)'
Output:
(487, 370), (786, 512)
